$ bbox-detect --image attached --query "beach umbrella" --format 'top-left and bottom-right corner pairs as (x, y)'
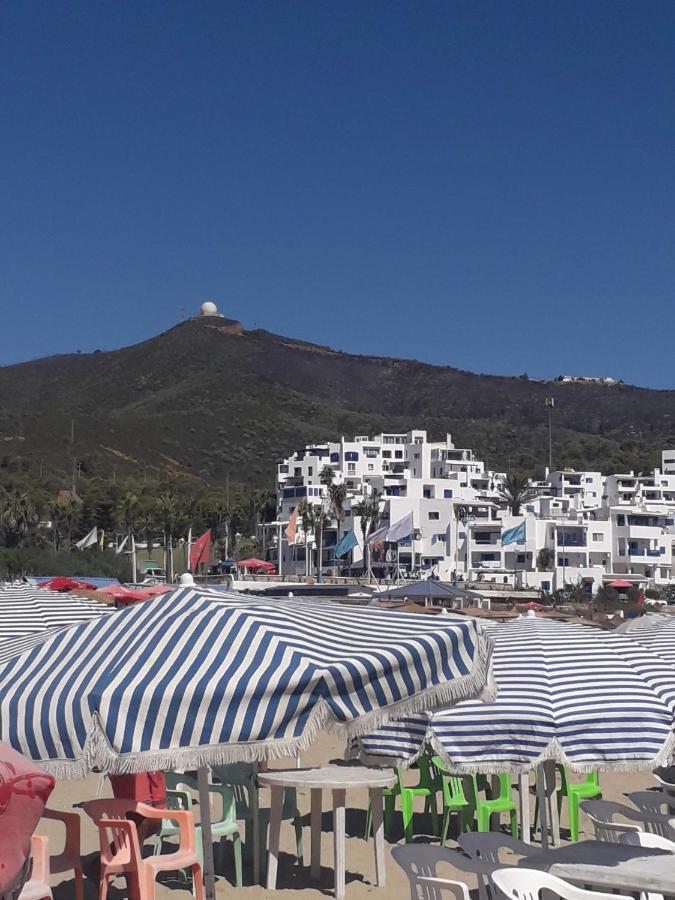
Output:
(38, 576), (98, 592)
(354, 615), (675, 773)
(0, 742), (54, 898)
(377, 580), (481, 605)
(0, 587), (492, 898)
(0, 583), (113, 648)
(619, 612), (675, 675)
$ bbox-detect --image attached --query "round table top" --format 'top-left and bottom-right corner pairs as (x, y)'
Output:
(257, 765), (397, 790)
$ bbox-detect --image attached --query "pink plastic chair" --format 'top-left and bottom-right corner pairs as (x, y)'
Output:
(19, 835), (53, 900)
(42, 808), (83, 900)
(84, 798), (204, 899)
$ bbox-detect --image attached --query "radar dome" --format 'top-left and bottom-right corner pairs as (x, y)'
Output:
(200, 300), (220, 317)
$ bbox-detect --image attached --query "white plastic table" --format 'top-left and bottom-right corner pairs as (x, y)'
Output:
(520, 840), (675, 894)
(258, 765), (397, 899)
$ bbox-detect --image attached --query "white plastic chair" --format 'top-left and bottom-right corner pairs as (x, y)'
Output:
(579, 799), (643, 843)
(391, 844), (471, 900)
(458, 833), (536, 864)
(626, 791), (670, 817)
(619, 830), (675, 851)
(492, 867), (634, 900)
(19, 836), (53, 900)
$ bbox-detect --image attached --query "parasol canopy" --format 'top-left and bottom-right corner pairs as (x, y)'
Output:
(0, 588), (493, 778)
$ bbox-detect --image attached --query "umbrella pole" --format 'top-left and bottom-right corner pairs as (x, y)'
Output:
(198, 765), (216, 900)
(535, 763), (549, 849)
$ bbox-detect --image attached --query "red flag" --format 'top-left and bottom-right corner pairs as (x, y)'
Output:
(285, 508), (298, 543)
(190, 529), (211, 572)
(637, 589), (645, 606)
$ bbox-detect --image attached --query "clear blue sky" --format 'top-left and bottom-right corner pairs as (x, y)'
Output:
(2, 1), (675, 386)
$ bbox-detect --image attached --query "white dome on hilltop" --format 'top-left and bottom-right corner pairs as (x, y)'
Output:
(200, 300), (220, 317)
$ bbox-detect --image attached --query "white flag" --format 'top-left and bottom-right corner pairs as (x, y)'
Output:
(75, 526), (98, 551)
(116, 535), (129, 555)
(386, 511), (414, 543)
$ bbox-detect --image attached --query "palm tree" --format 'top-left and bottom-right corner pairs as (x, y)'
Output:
(496, 473), (541, 516)
(1, 490), (38, 548)
(297, 499), (317, 577)
(353, 489), (382, 581)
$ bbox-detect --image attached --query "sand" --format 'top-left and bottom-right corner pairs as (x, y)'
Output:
(39, 732), (654, 899)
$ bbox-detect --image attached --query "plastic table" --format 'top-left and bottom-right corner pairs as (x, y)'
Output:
(520, 840), (675, 894)
(258, 765), (397, 899)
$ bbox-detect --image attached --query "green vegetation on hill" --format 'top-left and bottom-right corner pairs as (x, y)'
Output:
(0, 317), (673, 492)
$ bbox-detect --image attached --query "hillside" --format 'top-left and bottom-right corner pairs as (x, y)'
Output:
(1, 317), (674, 487)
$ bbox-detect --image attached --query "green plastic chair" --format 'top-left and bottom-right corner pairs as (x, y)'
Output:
(557, 766), (601, 841)
(158, 780), (242, 888)
(431, 756), (471, 844)
(212, 763), (303, 872)
(365, 756), (440, 843)
(464, 774), (518, 836)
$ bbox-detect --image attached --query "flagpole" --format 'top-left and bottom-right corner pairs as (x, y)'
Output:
(187, 527), (193, 573)
(131, 532), (137, 584)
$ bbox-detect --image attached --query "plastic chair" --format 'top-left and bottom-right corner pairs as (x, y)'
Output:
(19, 835), (53, 900)
(579, 799), (643, 843)
(556, 767), (601, 842)
(619, 830), (675, 850)
(458, 832), (535, 864)
(492, 866), (634, 900)
(625, 790), (670, 817)
(84, 798), (205, 899)
(41, 808), (83, 900)
(432, 756), (472, 844)
(391, 844), (471, 900)
(464, 774), (518, 837)
(212, 762), (303, 874)
(365, 756), (440, 843)
(163, 774), (242, 886)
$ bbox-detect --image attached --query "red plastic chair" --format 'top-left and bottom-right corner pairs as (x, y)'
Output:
(84, 798), (205, 899)
(41, 808), (83, 900)
(19, 835), (53, 900)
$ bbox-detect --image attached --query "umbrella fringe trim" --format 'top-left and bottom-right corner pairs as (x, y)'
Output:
(424, 730), (675, 775)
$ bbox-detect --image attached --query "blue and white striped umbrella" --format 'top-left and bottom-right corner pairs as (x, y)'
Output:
(0, 587), (492, 778)
(0, 583), (112, 657)
(354, 616), (675, 773)
(621, 613), (675, 664)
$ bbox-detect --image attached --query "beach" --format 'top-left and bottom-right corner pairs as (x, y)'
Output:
(40, 730), (653, 899)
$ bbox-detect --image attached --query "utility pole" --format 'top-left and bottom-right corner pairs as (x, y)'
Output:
(545, 398), (555, 471)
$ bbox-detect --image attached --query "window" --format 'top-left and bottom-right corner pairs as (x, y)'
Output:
(428, 511), (440, 520)
(294, 467), (301, 476)
(444, 489), (453, 498)
(368, 464), (374, 471)
(592, 533), (603, 541)
(558, 557), (569, 566)
(308, 467), (313, 476)
(617, 515), (625, 526)
(414, 452), (420, 459)
(347, 463), (356, 475)
(423, 488), (432, 499)
(382, 450), (391, 459)
(542, 581), (551, 592)
(395, 450), (403, 459)
(330, 452), (339, 463)
(435, 533), (446, 542)
(345, 451), (359, 462)
(586, 477), (593, 483)
(517, 554), (526, 564)
(344, 509), (351, 517)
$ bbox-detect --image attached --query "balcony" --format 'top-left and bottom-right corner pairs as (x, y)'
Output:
(556, 537), (587, 547)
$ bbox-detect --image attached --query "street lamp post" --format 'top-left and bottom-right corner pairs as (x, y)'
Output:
(545, 398), (555, 471)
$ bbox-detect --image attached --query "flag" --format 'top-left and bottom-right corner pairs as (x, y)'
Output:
(75, 526), (98, 551)
(386, 512), (414, 543)
(334, 530), (358, 558)
(637, 589), (645, 606)
(116, 535), (129, 555)
(285, 508), (298, 544)
(502, 521), (526, 545)
(368, 524), (389, 544)
(189, 529), (212, 572)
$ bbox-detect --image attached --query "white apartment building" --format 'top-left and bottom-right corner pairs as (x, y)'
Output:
(271, 431), (675, 593)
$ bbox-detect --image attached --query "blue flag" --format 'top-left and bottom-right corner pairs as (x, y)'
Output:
(334, 529), (358, 558)
(502, 521), (526, 545)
